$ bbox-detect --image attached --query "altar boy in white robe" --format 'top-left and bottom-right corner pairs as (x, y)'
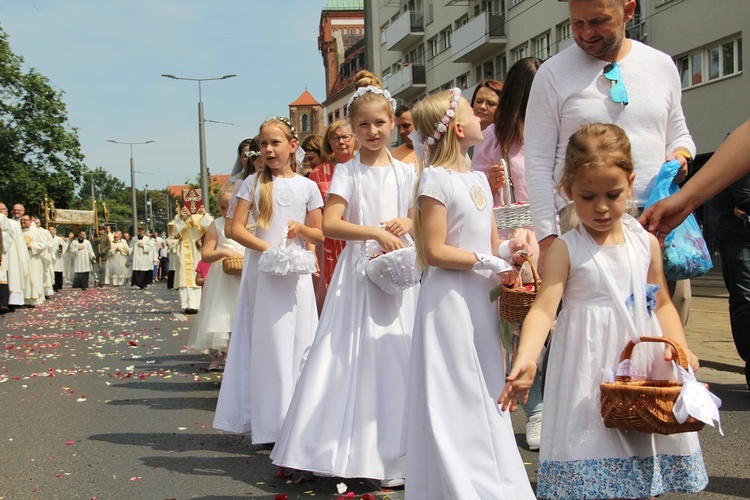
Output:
(69, 230), (95, 290)
(169, 207), (212, 314)
(130, 226), (154, 289)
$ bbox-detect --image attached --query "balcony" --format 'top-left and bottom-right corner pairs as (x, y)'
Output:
(385, 10), (424, 52)
(384, 63), (426, 100)
(451, 11), (506, 63)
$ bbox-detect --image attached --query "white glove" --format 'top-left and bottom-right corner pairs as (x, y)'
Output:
(473, 253), (512, 274)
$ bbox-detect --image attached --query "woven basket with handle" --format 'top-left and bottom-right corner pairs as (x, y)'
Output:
(222, 257), (244, 275)
(492, 159), (532, 230)
(498, 253), (539, 324)
(600, 336), (706, 435)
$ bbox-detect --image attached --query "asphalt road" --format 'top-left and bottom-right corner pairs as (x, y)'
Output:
(0, 283), (747, 499)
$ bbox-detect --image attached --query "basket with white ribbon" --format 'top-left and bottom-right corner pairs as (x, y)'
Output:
(258, 224), (316, 276)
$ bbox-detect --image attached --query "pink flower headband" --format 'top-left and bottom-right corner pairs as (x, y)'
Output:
(425, 87), (461, 147)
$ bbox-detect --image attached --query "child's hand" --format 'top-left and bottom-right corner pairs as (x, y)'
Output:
(665, 345), (700, 372)
(224, 249), (244, 260)
(382, 217), (412, 238)
(498, 357), (538, 412)
(374, 227), (404, 253)
(499, 269), (522, 288)
(287, 221), (303, 240)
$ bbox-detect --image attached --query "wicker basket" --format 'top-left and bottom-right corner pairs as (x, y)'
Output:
(600, 336), (706, 435)
(494, 203), (533, 230)
(222, 257), (244, 275)
(498, 254), (539, 324)
(493, 159), (533, 230)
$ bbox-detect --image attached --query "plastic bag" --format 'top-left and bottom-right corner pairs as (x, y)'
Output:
(644, 159), (712, 280)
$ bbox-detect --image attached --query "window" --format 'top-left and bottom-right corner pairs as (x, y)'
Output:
(559, 21), (572, 42)
(455, 15), (469, 30)
(457, 72), (470, 89)
(380, 23), (388, 45)
(514, 44), (528, 62)
(534, 32), (551, 60)
(676, 36), (742, 89)
(426, 1), (433, 25)
(301, 114), (310, 132)
(440, 26), (452, 51)
(511, 0), (523, 6)
(495, 54), (508, 81)
(428, 36), (439, 58)
(483, 61), (494, 79)
(441, 81), (454, 91)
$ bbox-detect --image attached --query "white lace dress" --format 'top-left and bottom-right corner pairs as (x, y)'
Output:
(271, 154), (418, 481)
(405, 167), (535, 499)
(538, 216), (706, 499)
(213, 173), (323, 444)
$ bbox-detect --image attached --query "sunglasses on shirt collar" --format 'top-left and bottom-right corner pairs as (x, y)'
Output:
(603, 61), (628, 106)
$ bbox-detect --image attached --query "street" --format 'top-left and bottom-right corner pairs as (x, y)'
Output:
(0, 281), (748, 499)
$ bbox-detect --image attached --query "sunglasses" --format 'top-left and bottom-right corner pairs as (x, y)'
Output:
(603, 61), (628, 106)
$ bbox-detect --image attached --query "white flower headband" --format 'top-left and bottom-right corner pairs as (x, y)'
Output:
(425, 87), (461, 147)
(263, 116), (298, 141)
(346, 86), (397, 117)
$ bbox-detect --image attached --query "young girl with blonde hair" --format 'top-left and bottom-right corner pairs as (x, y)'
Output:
(213, 117), (324, 445)
(500, 123), (709, 498)
(272, 71), (417, 488)
(406, 88), (535, 499)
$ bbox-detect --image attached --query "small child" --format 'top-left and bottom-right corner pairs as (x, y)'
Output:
(187, 187), (245, 371)
(405, 88), (535, 499)
(500, 123), (708, 498)
(213, 117), (324, 445)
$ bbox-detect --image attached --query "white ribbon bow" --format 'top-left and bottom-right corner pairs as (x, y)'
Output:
(673, 365), (723, 435)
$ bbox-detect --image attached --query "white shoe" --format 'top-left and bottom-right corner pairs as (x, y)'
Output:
(526, 414), (542, 451)
(380, 478), (405, 488)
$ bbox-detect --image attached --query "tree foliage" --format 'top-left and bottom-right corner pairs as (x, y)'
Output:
(0, 26), (85, 212)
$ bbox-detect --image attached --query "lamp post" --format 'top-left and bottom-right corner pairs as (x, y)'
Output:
(161, 73), (236, 215)
(106, 140), (155, 236)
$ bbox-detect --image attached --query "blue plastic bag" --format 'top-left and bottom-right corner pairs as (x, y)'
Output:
(644, 159), (712, 281)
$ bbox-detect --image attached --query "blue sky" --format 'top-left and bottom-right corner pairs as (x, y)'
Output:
(1, 0), (328, 191)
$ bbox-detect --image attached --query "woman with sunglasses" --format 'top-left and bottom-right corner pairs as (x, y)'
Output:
(308, 120), (358, 311)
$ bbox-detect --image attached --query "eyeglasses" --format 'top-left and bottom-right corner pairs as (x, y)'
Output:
(330, 134), (353, 143)
(603, 62), (628, 106)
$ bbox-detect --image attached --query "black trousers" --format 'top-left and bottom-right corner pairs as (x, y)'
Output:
(131, 270), (151, 289)
(167, 270), (175, 289)
(53, 272), (63, 292)
(72, 272), (89, 290)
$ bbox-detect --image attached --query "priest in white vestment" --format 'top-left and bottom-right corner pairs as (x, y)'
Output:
(107, 231), (130, 286)
(3, 215), (29, 310)
(130, 226), (154, 289)
(169, 208), (213, 314)
(20, 215), (45, 305)
(69, 230), (95, 289)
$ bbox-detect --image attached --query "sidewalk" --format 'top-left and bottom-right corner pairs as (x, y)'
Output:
(685, 269), (746, 385)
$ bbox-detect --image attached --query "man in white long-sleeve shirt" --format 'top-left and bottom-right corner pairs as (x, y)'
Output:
(525, 0), (695, 324)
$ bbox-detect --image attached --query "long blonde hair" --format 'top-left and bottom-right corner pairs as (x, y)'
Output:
(253, 118), (298, 229)
(410, 89), (469, 268)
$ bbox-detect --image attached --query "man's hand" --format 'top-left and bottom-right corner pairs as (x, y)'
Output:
(536, 235), (557, 277)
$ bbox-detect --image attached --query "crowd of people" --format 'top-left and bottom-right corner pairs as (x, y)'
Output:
(4, 0), (739, 497)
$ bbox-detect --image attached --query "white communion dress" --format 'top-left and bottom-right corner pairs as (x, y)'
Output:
(405, 167), (535, 500)
(538, 216), (706, 499)
(213, 173), (323, 445)
(187, 217), (244, 353)
(271, 154), (418, 481)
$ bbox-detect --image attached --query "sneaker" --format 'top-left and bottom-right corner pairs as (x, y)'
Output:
(380, 478), (405, 488)
(526, 414), (542, 451)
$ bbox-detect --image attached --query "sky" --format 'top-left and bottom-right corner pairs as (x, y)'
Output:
(1, 0), (328, 191)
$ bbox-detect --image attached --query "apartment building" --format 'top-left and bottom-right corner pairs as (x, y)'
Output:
(364, 0), (748, 160)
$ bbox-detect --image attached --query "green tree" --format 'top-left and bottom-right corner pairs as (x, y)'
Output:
(0, 26), (85, 211)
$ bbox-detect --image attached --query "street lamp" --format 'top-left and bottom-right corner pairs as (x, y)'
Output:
(106, 140), (155, 236)
(161, 73), (236, 215)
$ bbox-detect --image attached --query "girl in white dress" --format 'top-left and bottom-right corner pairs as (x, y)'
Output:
(213, 117), (324, 445)
(406, 88), (535, 499)
(500, 123), (708, 498)
(187, 186), (245, 370)
(271, 72), (417, 488)
(107, 231), (130, 286)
